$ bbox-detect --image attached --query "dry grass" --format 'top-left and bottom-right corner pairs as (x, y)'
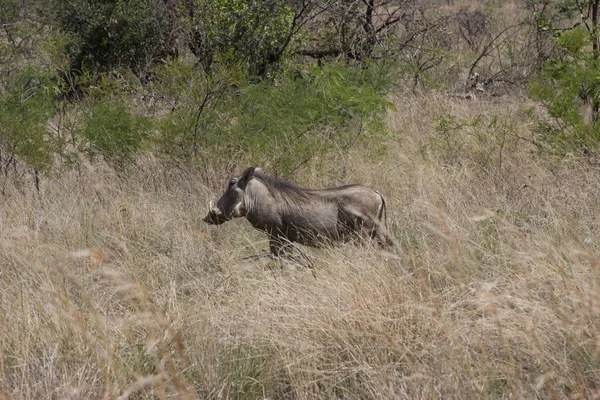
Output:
(2, 91), (600, 399)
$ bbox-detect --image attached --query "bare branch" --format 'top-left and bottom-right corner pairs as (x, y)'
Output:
(468, 22), (527, 79)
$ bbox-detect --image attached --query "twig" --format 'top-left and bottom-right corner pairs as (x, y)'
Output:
(468, 22), (527, 78)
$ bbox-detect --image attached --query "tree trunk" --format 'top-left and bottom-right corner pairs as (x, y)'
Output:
(592, 0), (600, 60)
(362, 0), (377, 58)
(591, 0), (600, 123)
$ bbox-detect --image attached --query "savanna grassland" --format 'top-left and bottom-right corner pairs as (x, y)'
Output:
(2, 90), (600, 399)
(2, 0), (600, 398)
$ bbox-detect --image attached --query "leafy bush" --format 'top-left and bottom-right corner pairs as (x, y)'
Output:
(207, 0), (296, 76)
(52, 0), (175, 74)
(529, 27), (600, 154)
(0, 66), (58, 172)
(80, 96), (150, 168)
(150, 59), (240, 163)
(228, 64), (392, 174)
(152, 61), (392, 174)
(425, 113), (526, 191)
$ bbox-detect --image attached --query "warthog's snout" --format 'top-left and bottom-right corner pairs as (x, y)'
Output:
(201, 213), (214, 224)
(203, 207), (226, 225)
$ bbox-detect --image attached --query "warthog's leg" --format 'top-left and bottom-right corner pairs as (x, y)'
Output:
(269, 235), (288, 257)
(358, 217), (396, 249)
(369, 221), (398, 251)
(268, 234), (315, 273)
(376, 226), (397, 248)
(341, 202), (397, 250)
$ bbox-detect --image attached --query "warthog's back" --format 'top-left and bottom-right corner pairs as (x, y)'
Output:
(305, 185), (384, 216)
(248, 178), (386, 246)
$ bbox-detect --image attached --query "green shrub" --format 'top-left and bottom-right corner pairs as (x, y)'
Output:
(152, 61), (392, 175)
(207, 0), (296, 76)
(52, 0), (175, 74)
(529, 27), (600, 154)
(425, 113), (523, 188)
(80, 96), (150, 168)
(151, 59), (240, 163)
(228, 64), (392, 174)
(0, 66), (59, 172)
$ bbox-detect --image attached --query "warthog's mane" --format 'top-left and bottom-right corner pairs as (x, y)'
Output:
(254, 172), (313, 203)
(253, 172), (363, 204)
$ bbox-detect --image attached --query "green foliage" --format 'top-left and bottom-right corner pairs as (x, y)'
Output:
(151, 59), (241, 162)
(0, 66), (59, 171)
(426, 113), (522, 187)
(230, 65), (392, 174)
(529, 27), (600, 154)
(0, 0), (55, 91)
(80, 96), (150, 168)
(529, 0), (579, 29)
(207, 0), (296, 76)
(52, 0), (174, 73)
(152, 62), (392, 174)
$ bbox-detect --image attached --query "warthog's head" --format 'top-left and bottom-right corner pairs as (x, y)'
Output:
(203, 167), (261, 225)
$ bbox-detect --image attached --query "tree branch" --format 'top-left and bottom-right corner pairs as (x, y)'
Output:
(468, 22), (526, 78)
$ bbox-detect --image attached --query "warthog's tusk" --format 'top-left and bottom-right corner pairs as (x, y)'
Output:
(209, 200), (214, 209)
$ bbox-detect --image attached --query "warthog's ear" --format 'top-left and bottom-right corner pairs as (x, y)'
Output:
(239, 167), (257, 187)
(254, 167), (263, 174)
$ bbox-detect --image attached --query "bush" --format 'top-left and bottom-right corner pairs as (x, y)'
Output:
(79, 96), (151, 168)
(529, 27), (600, 155)
(150, 59), (240, 164)
(152, 61), (393, 175)
(52, 0), (176, 74)
(0, 66), (59, 173)
(206, 0), (296, 77)
(228, 64), (392, 174)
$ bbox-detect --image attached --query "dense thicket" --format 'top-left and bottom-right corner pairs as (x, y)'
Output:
(1, 0), (599, 186)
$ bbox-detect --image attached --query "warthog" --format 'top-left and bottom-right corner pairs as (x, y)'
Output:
(203, 167), (395, 256)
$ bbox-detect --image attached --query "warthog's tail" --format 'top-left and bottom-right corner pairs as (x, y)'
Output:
(374, 191), (398, 249)
(375, 191), (388, 228)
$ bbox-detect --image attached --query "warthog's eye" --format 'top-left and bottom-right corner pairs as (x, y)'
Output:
(229, 178), (237, 186)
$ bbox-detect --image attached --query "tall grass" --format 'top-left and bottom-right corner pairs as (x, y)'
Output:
(1, 90), (600, 398)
